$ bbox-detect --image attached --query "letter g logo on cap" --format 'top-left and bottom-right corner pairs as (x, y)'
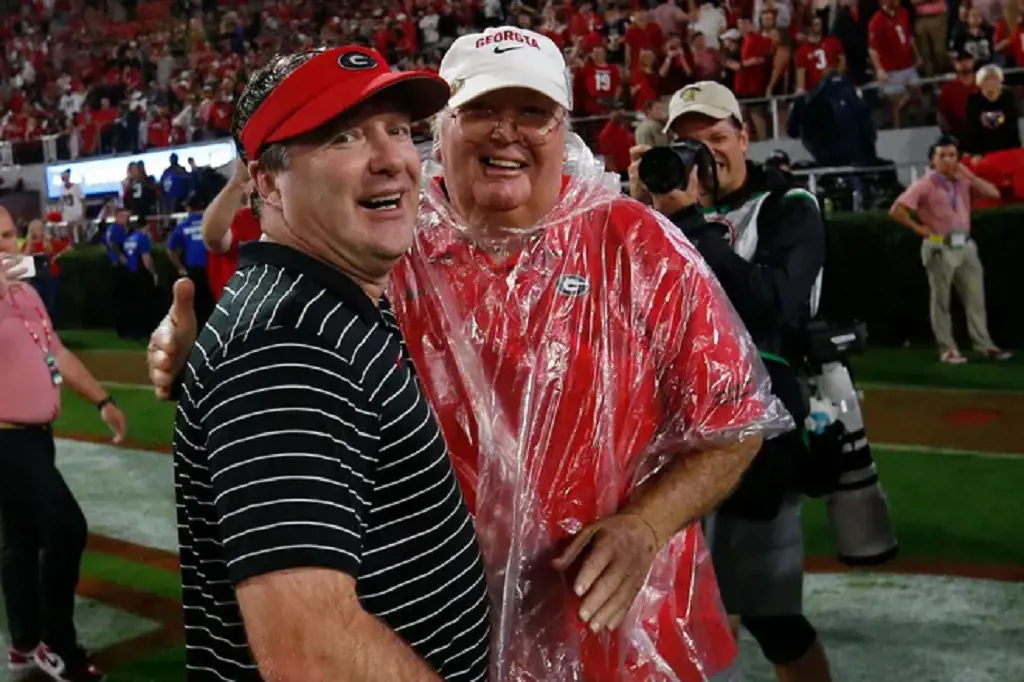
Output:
(338, 51), (377, 70)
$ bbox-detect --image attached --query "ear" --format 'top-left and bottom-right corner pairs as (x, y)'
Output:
(253, 166), (283, 212)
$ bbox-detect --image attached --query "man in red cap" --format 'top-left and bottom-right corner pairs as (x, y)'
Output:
(154, 47), (491, 682)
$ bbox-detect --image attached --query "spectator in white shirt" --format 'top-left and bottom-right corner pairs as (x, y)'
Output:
(693, 0), (728, 48)
(420, 10), (441, 47)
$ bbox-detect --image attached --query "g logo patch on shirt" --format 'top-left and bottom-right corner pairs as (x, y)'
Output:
(556, 274), (589, 296)
(338, 51), (377, 70)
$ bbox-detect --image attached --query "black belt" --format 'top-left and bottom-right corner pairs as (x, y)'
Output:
(926, 233), (970, 247)
(0, 422), (51, 431)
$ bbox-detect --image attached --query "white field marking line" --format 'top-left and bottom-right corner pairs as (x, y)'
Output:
(875, 442), (1024, 461)
(98, 380), (156, 391)
(858, 381), (1024, 396)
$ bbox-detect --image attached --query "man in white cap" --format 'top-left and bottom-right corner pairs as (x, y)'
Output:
(630, 80), (834, 681)
(149, 33), (787, 681)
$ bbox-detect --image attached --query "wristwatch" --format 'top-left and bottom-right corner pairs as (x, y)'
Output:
(97, 396), (116, 411)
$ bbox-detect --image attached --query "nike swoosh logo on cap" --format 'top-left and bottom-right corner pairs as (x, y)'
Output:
(493, 46), (524, 54)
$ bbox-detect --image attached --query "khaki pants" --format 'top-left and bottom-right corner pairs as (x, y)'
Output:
(915, 13), (948, 77)
(921, 240), (997, 354)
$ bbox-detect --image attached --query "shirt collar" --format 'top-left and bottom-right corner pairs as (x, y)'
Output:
(237, 241), (381, 324)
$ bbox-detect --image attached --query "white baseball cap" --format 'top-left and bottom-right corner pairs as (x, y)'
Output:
(664, 81), (744, 133)
(440, 27), (572, 110)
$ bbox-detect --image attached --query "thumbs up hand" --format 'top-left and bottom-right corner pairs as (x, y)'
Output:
(148, 277), (198, 401)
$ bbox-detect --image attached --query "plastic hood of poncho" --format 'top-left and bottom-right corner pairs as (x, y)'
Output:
(387, 132), (794, 681)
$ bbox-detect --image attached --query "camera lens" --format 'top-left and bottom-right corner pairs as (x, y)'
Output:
(637, 147), (689, 195)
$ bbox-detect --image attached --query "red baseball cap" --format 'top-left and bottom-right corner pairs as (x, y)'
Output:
(239, 46), (449, 162)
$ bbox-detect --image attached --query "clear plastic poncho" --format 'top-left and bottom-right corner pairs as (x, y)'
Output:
(388, 133), (793, 682)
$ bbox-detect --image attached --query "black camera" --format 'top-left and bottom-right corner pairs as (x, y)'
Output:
(637, 139), (719, 196)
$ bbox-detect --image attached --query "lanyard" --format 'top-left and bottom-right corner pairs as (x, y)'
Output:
(933, 172), (959, 212)
(8, 290), (62, 385)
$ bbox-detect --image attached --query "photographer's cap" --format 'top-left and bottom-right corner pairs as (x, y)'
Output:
(441, 27), (572, 110)
(665, 81), (744, 133)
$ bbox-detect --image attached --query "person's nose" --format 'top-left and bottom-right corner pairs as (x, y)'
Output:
(368, 134), (405, 177)
(489, 113), (519, 143)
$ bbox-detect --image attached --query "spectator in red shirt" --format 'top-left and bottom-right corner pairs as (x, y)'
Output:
(658, 33), (691, 95)
(94, 97), (118, 152)
(795, 16), (846, 92)
(20, 219), (70, 320)
(630, 48), (661, 111)
(208, 89), (234, 138)
(2, 112), (27, 142)
(938, 54), (979, 140)
(1009, 11), (1024, 69)
(624, 8), (665, 69)
(869, 0), (923, 128)
(597, 108), (636, 175)
(147, 107), (172, 149)
(538, 5), (569, 47)
(581, 45), (622, 114)
(570, 2), (604, 40)
(737, 16), (773, 139)
(200, 160), (261, 299)
(687, 30), (725, 83)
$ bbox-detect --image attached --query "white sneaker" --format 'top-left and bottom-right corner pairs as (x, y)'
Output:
(7, 645), (39, 680)
(940, 350), (968, 364)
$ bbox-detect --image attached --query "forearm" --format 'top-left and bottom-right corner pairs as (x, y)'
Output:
(242, 578), (440, 682)
(202, 181), (246, 253)
(963, 170), (1000, 198)
(869, 48), (883, 72)
(142, 254), (157, 275)
(622, 435), (763, 546)
(56, 348), (108, 404)
(167, 250), (185, 272)
(257, 612), (440, 682)
(890, 204), (929, 236)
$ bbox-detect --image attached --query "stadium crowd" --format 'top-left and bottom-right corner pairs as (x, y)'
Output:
(0, 0), (1022, 162)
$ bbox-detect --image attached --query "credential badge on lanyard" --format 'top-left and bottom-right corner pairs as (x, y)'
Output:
(11, 295), (63, 386)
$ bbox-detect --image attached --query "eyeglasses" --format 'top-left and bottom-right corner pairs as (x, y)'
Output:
(450, 105), (564, 145)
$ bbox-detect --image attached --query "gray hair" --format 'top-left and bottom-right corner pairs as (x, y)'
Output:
(976, 64), (1004, 87)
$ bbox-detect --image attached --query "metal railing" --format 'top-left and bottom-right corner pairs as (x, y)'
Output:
(7, 65), (1019, 168)
(733, 66), (1024, 141)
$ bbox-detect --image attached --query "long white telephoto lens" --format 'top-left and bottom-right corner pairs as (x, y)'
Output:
(814, 361), (899, 566)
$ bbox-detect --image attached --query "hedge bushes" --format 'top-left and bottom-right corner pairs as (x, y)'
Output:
(54, 245), (177, 330)
(820, 205), (1023, 348)
(53, 205), (1024, 348)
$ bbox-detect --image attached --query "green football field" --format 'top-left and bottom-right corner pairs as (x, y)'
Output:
(2, 331), (1021, 681)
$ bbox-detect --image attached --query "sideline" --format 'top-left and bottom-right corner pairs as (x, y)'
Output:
(874, 442), (1024, 460)
(859, 381), (1024, 396)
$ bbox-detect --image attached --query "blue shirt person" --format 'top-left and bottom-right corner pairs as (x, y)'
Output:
(104, 221), (127, 267)
(160, 155), (194, 213)
(122, 229), (153, 276)
(168, 213), (208, 274)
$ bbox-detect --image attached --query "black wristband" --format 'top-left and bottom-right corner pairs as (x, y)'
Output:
(97, 397), (115, 411)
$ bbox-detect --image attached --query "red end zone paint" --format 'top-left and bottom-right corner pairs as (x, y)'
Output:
(944, 408), (1003, 427)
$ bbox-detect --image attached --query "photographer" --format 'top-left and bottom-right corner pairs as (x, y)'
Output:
(629, 81), (832, 682)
